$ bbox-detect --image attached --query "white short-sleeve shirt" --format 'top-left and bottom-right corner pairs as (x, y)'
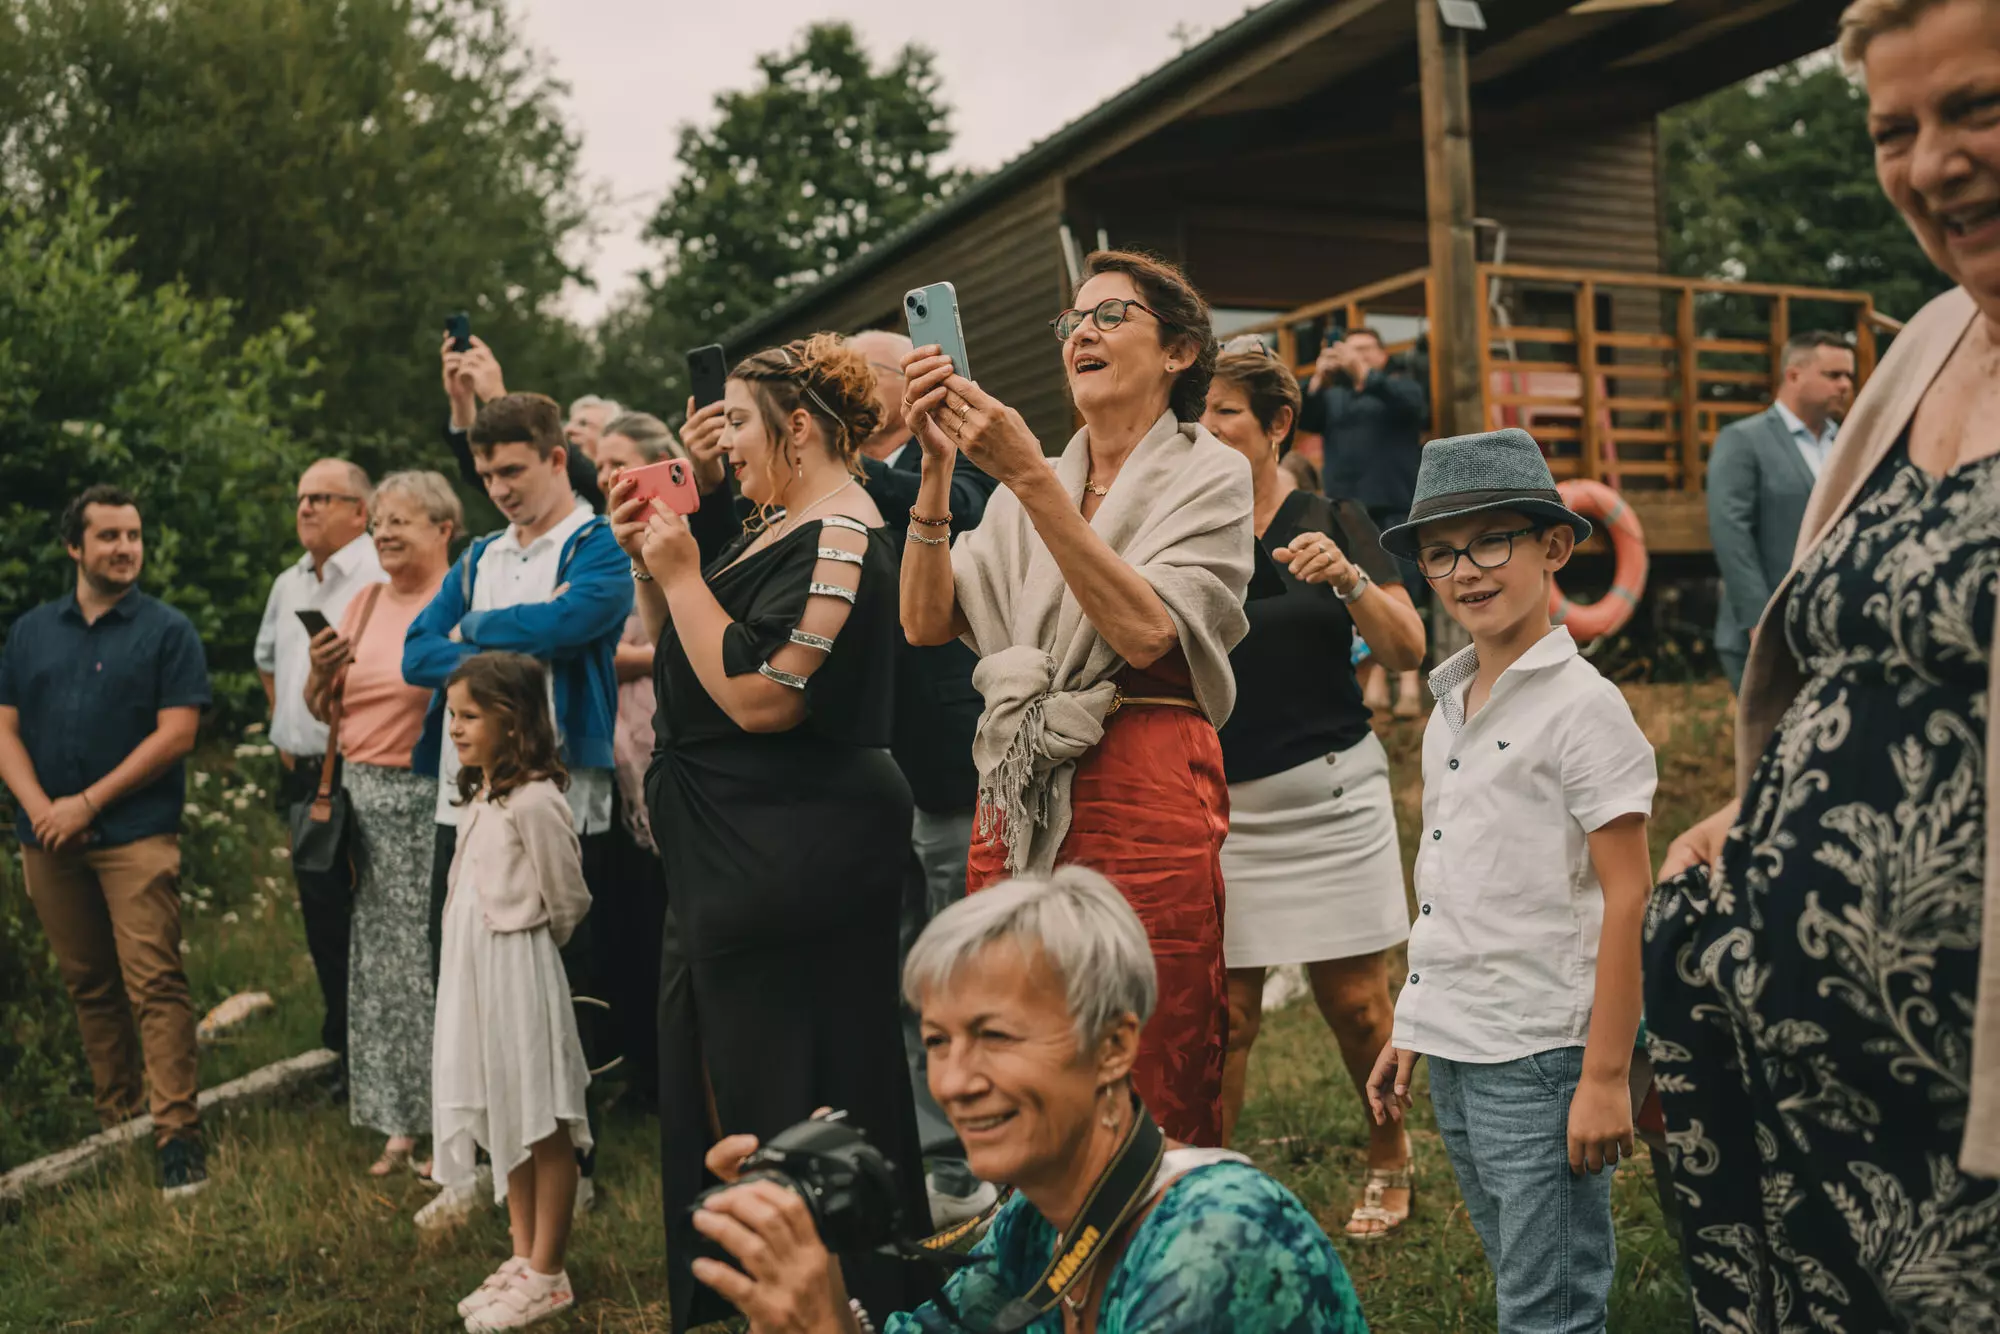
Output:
(1391, 626), (1657, 1063)
(434, 499), (612, 835)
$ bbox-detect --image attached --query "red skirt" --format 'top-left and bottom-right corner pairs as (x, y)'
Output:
(968, 698), (1230, 1147)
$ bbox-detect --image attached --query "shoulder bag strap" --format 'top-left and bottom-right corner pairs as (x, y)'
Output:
(311, 583), (384, 819)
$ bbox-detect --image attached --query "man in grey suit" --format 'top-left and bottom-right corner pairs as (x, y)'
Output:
(1708, 330), (1857, 689)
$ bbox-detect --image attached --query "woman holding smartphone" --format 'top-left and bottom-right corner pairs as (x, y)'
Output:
(900, 250), (1255, 1148)
(610, 333), (927, 1333)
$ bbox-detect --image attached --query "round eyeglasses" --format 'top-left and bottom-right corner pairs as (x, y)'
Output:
(1415, 526), (1543, 581)
(1049, 297), (1171, 343)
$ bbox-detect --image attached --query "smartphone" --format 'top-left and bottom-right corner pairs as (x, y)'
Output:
(621, 457), (702, 516)
(687, 344), (728, 411)
(295, 608), (333, 639)
(1324, 324), (1348, 349)
(904, 282), (971, 380)
(445, 311), (471, 352)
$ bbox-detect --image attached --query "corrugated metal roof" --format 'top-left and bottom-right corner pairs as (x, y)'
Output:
(719, 0), (1321, 350)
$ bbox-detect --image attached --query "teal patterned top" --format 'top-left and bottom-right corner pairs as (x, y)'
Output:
(884, 1159), (1368, 1333)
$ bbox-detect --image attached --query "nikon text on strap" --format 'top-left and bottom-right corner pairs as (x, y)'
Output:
(980, 1091), (1163, 1333)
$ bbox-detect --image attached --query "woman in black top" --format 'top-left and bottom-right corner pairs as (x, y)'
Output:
(611, 334), (928, 1331)
(1201, 338), (1426, 1238)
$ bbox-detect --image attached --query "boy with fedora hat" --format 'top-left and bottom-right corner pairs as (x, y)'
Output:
(1364, 428), (1656, 1332)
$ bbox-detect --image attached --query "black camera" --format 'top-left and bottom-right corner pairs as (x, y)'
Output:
(691, 1113), (909, 1259)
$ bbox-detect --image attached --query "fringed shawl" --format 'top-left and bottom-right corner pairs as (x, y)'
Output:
(950, 411), (1253, 877)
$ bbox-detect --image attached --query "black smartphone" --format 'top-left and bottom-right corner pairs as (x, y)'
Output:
(445, 311), (472, 353)
(295, 608), (333, 639)
(1324, 324), (1348, 349)
(687, 344), (727, 410)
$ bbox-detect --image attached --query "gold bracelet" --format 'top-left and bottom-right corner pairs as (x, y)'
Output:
(908, 508), (952, 528)
(906, 529), (947, 547)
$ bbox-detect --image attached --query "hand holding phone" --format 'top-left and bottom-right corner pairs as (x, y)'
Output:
(296, 608), (333, 639)
(904, 283), (971, 380)
(621, 458), (702, 516)
(687, 345), (728, 411)
(445, 311), (472, 353)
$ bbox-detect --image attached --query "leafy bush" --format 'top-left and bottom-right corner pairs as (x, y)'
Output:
(0, 172), (315, 725)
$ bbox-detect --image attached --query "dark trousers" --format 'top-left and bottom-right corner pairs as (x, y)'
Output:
(601, 809), (668, 1109)
(281, 758), (356, 1059)
(429, 816), (610, 1176)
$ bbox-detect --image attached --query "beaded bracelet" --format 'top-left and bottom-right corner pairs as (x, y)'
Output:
(908, 507), (952, 528)
(906, 529), (947, 547)
(848, 1298), (878, 1334)
(631, 564), (655, 582)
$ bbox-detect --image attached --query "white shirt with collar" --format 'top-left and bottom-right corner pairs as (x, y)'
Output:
(1391, 626), (1657, 1064)
(434, 499), (613, 835)
(1773, 400), (1839, 479)
(254, 533), (386, 757)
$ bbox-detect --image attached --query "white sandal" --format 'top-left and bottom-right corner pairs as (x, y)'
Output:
(1344, 1140), (1416, 1241)
(457, 1257), (528, 1319)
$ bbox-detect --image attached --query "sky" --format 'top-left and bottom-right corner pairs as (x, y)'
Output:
(514, 0), (1266, 325)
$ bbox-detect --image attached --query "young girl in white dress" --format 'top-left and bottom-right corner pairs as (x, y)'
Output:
(432, 652), (593, 1331)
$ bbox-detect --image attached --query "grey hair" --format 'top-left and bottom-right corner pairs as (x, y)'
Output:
(602, 411), (685, 463)
(306, 457), (373, 506)
(372, 469), (463, 537)
(902, 866), (1157, 1046)
(570, 394), (623, 421)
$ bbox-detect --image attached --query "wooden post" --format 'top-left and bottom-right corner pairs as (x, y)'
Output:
(1577, 281), (1604, 483)
(1770, 293), (1791, 401)
(1677, 288), (1698, 489)
(1855, 300), (1878, 387)
(1418, 0), (1482, 440)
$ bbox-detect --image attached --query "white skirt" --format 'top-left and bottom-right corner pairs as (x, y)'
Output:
(1220, 731), (1411, 968)
(431, 881), (592, 1203)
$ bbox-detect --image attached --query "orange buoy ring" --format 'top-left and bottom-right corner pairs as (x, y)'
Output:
(1549, 479), (1648, 644)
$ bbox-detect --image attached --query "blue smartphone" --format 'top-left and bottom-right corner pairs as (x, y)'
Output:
(904, 282), (971, 380)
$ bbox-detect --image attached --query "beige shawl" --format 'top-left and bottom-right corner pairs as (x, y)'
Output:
(950, 411), (1253, 877)
(1737, 285), (2000, 1176)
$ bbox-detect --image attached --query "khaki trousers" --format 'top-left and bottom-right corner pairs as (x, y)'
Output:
(21, 833), (200, 1145)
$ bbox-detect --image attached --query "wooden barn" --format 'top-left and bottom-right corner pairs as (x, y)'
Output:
(721, 0), (1894, 557)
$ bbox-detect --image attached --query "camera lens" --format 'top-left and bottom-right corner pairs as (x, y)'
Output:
(906, 294), (918, 308)
(914, 303), (927, 318)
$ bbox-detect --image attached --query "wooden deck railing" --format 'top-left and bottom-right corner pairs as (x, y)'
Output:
(1228, 263), (1890, 496)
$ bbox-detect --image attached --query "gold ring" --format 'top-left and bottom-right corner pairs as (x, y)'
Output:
(957, 402), (971, 419)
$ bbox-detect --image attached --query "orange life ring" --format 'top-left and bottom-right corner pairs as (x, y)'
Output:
(1548, 479), (1648, 644)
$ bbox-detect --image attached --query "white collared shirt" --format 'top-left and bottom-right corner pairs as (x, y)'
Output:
(1773, 401), (1839, 479)
(254, 533), (386, 756)
(1391, 626), (1657, 1063)
(435, 499), (613, 835)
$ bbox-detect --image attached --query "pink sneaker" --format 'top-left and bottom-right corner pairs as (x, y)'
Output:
(457, 1257), (529, 1319)
(465, 1268), (574, 1331)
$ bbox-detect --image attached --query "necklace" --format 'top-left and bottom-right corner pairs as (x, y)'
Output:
(1083, 477), (1110, 496)
(774, 477), (855, 538)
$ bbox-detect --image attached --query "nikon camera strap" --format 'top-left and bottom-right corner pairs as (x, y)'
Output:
(979, 1092), (1164, 1333)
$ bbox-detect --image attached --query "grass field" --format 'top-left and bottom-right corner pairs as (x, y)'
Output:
(0, 681), (1736, 1332)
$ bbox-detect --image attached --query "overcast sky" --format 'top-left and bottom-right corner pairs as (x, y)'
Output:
(514, 0), (1265, 324)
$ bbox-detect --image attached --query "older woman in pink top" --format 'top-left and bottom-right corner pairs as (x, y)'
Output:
(307, 470), (460, 1175)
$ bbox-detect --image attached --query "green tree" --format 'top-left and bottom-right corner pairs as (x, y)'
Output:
(0, 0), (594, 476)
(596, 22), (971, 410)
(1661, 57), (1951, 324)
(0, 173), (315, 715)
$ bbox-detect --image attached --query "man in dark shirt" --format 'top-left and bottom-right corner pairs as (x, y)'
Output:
(1299, 327), (1430, 718)
(439, 333), (605, 511)
(0, 485), (212, 1198)
(847, 329), (1002, 1226)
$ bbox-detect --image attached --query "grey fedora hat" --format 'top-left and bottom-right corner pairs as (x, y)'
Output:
(1378, 427), (1592, 560)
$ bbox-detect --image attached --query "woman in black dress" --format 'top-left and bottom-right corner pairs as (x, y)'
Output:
(611, 333), (928, 1331)
(1644, 5), (2000, 1326)
(1200, 338), (1427, 1235)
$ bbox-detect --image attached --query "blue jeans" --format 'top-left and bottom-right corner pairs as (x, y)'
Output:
(1429, 1047), (1615, 1333)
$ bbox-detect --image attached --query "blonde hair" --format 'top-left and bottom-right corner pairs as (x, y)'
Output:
(1839, 0), (1958, 69)
(373, 469), (463, 539)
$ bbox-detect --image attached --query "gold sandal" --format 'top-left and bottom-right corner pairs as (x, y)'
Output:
(1344, 1156), (1416, 1240)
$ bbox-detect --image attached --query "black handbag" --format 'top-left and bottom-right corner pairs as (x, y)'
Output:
(288, 585), (381, 875)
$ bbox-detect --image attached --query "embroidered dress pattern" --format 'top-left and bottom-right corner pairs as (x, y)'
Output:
(1645, 441), (2000, 1332)
(344, 762), (439, 1138)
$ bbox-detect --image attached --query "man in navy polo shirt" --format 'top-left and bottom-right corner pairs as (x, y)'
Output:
(0, 485), (212, 1199)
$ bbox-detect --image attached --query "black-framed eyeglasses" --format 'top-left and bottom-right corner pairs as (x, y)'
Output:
(298, 492), (363, 510)
(1050, 298), (1172, 343)
(1416, 526), (1542, 581)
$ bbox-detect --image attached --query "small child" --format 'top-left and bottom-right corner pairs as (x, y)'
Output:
(1366, 429), (1656, 1333)
(432, 652), (593, 1331)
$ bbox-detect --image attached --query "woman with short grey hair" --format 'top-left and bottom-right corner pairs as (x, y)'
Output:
(687, 866), (1369, 1333)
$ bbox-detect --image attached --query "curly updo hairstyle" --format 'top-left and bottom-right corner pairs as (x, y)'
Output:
(730, 332), (883, 482)
(1078, 250), (1217, 424)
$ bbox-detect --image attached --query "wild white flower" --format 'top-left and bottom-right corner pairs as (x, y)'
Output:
(192, 772), (211, 789)
(221, 911), (239, 924)
(180, 940), (194, 954)
(273, 847), (290, 860)
(244, 723), (265, 736)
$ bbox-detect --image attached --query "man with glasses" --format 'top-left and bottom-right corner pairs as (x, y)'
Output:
(253, 457), (385, 1084)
